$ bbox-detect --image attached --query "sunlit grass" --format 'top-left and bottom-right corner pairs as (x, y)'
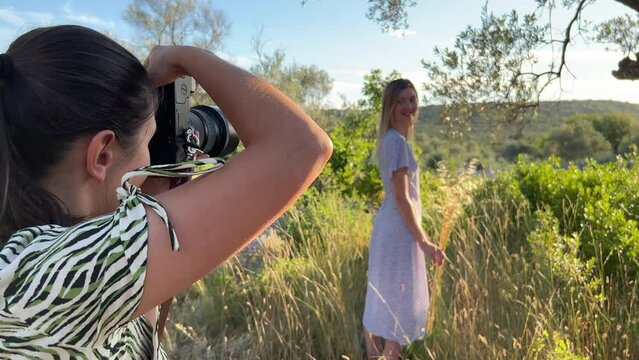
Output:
(165, 169), (639, 359)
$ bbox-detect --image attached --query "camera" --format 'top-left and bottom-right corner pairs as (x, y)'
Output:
(149, 76), (240, 165)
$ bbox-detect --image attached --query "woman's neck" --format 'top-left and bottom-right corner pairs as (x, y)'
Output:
(391, 123), (410, 138)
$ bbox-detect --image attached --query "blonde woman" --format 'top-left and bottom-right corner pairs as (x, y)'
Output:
(362, 79), (445, 359)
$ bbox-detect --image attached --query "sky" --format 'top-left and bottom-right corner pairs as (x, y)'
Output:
(0, 0), (636, 107)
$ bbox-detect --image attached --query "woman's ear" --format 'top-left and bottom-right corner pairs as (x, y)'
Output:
(85, 130), (118, 183)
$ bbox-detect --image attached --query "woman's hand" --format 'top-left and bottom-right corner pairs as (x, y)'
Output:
(429, 247), (446, 268)
(417, 233), (446, 268)
(143, 46), (190, 86)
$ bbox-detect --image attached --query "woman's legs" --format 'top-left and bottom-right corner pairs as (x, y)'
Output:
(364, 327), (383, 359)
(364, 327), (403, 360)
(381, 340), (402, 360)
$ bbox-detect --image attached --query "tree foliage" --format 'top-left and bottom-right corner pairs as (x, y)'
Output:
(423, 7), (547, 135)
(301, 0), (417, 32)
(543, 117), (612, 162)
(124, 0), (230, 52)
(358, 68), (402, 113)
(250, 49), (332, 110)
(595, 13), (639, 79)
(595, 13), (639, 54)
(589, 112), (638, 154)
(364, 0), (417, 32)
(250, 30), (333, 111)
(317, 69), (402, 206)
(331, 0), (639, 133)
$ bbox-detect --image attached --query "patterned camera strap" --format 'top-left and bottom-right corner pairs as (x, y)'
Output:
(119, 156), (226, 343)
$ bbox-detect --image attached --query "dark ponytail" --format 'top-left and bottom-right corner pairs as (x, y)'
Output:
(0, 25), (157, 241)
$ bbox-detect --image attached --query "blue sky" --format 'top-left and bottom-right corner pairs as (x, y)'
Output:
(0, 0), (636, 106)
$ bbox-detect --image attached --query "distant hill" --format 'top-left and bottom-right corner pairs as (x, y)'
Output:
(412, 100), (639, 167)
(319, 100), (639, 167)
(416, 100), (639, 137)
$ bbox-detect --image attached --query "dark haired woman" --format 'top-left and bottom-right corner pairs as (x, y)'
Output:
(0, 25), (332, 358)
(362, 79), (444, 360)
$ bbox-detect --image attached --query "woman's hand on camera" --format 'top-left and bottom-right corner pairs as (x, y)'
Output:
(144, 46), (190, 86)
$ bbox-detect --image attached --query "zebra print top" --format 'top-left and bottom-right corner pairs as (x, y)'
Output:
(0, 158), (224, 359)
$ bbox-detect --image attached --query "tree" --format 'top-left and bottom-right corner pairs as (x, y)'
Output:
(124, 0), (230, 53)
(323, 0), (639, 132)
(500, 142), (543, 163)
(124, 0), (231, 104)
(543, 117), (612, 162)
(358, 68), (402, 113)
(317, 69), (402, 206)
(300, 0), (417, 32)
(422, 7), (546, 135)
(558, 112), (638, 154)
(343, 0), (639, 80)
(590, 113), (638, 154)
(250, 29), (333, 111)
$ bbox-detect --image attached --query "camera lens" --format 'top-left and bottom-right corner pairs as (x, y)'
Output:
(188, 105), (240, 158)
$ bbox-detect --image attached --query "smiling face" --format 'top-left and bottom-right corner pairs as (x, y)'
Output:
(391, 87), (419, 129)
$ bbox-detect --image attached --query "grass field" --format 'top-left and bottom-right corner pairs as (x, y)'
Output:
(165, 162), (639, 359)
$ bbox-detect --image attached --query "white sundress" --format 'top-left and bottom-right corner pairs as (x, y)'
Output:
(362, 128), (429, 345)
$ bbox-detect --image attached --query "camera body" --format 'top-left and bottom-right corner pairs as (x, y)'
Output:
(150, 76), (239, 165)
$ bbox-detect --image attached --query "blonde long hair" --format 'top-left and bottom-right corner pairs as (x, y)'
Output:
(375, 78), (418, 158)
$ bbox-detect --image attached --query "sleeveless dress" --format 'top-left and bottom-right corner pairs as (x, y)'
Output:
(0, 158), (224, 359)
(362, 128), (429, 345)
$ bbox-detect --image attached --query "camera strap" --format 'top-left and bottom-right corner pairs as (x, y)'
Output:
(161, 128), (207, 344)
(168, 127), (204, 189)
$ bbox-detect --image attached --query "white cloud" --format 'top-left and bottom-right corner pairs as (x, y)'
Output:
(329, 67), (369, 78)
(388, 29), (417, 38)
(217, 52), (256, 70)
(64, 13), (116, 28)
(62, 2), (116, 28)
(0, 8), (53, 27)
(0, 8), (28, 27)
(530, 48), (638, 102)
(327, 81), (362, 106)
(27, 11), (54, 25)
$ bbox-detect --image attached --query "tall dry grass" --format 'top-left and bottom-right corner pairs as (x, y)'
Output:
(165, 173), (639, 359)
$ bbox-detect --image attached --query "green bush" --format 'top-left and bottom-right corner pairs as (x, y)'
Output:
(513, 157), (639, 277)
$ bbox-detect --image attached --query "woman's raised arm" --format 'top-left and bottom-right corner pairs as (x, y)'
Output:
(135, 46), (332, 316)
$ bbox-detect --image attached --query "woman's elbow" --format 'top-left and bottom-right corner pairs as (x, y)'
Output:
(298, 128), (333, 167)
(315, 131), (333, 163)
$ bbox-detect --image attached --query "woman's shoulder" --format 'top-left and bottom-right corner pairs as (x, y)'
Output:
(381, 128), (407, 148)
(2, 225), (64, 256)
(0, 206), (142, 270)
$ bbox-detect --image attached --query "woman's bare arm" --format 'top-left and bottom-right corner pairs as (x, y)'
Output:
(391, 168), (444, 266)
(134, 46), (332, 316)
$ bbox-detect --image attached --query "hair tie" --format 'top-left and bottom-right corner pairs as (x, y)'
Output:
(0, 54), (13, 79)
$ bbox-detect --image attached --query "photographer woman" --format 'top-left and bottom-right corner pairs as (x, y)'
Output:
(362, 79), (444, 360)
(0, 25), (332, 358)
